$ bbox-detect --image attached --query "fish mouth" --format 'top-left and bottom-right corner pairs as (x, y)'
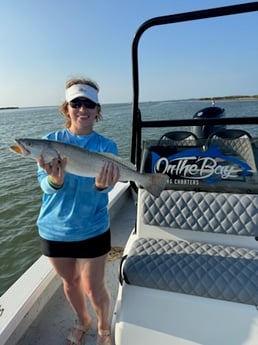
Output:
(10, 139), (31, 156)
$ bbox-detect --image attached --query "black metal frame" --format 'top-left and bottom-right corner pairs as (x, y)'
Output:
(130, 2), (258, 169)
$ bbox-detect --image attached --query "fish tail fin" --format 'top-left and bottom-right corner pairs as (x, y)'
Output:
(142, 173), (167, 197)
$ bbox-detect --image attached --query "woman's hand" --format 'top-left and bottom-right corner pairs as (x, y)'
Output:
(38, 156), (67, 187)
(95, 162), (120, 190)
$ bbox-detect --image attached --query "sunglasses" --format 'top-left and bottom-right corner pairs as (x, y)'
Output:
(69, 99), (97, 109)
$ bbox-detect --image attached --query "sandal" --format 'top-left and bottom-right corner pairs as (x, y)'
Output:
(66, 320), (92, 345)
(97, 329), (112, 345)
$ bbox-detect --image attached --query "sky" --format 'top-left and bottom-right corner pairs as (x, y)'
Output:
(0, 0), (257, 107)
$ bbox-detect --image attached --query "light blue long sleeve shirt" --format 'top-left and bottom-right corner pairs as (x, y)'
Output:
(37, 129), (118, 242)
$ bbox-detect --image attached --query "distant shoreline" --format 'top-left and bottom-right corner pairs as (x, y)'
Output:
(197, 95), (258, 101)
(0, 95), (257, 109)
(0, 106), (19, 110)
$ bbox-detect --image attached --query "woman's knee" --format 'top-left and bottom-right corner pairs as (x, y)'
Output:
(62, 273), (81, 289)
(84, 280), (107, 300)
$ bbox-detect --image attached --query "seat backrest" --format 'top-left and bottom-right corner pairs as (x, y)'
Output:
(136, 188), (258, 249)
(158, 131), (198, 147)
(208, 129), (257, 172)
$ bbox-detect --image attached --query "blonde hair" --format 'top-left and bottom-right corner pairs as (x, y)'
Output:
(59, 77), (103, 128)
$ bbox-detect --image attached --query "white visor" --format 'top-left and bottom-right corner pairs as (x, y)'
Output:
(65, 84), (99, 103)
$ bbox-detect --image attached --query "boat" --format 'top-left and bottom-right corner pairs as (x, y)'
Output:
(1, 3), (258, 345)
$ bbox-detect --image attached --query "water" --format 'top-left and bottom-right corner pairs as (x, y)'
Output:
(0, 99), (257, 296)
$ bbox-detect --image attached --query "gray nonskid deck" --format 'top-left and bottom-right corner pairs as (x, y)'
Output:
(16, 192), (136, 345)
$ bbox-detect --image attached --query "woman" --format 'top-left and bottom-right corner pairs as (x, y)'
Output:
(37, 77), (119, 345)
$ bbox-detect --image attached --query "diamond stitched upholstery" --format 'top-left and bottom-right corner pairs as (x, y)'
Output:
(142, 191), (258, 236)
(123, 237), (258, 305)
(124, 190), (258, 305)
(209, 134), (257, 172)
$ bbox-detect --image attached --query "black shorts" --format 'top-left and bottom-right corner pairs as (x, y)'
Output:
(39, 229), (111, 258)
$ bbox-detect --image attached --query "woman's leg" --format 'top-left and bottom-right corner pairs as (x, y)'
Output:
(49, 255), (111, 343)
(79, 255), (110, 332)
(48, 257), (92, 327)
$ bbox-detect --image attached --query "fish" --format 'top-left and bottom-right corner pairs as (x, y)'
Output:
(10, 138), (167, 197)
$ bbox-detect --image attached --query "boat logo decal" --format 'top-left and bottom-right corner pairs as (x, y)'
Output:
(151, 145), (252, 185)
